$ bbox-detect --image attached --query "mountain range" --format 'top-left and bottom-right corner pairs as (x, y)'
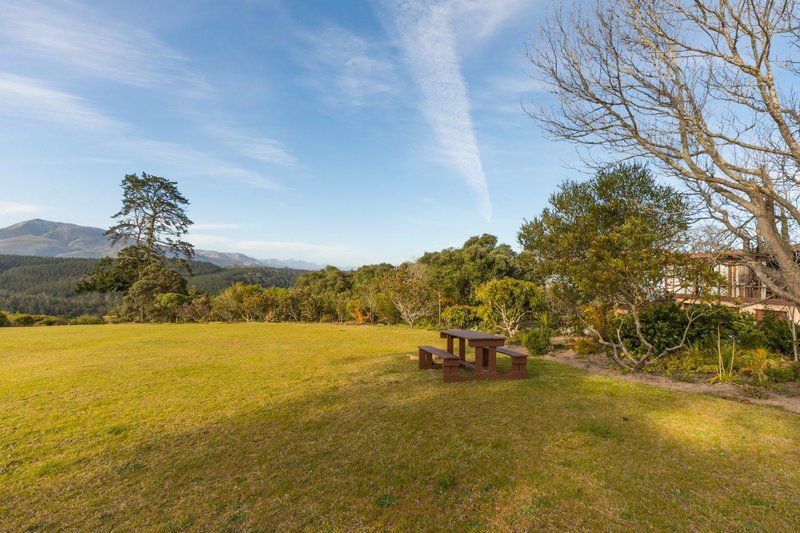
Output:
(0, 219), (323, 270)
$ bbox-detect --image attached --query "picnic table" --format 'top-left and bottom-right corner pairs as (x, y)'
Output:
(418, 329), (528, 382)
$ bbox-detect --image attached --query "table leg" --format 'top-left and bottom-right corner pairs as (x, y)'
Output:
(487, 346), (497, 374)
(458, 338), (465, 360)
(474, 347), (484, 370)
(446, 336), (454, 354)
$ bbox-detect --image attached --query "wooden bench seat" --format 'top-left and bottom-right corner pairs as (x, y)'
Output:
(418, 345), (466, 382)
(497, 347), (525, 357)
(496, 346), (528, 378)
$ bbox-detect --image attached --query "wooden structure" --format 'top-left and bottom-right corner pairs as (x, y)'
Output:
(667, 250), (800, 323)
(418, 329), (528, 382)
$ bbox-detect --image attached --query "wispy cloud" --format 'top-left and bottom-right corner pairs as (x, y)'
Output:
(122, 139), (286, 190)
(0, 0), (206, 91)
(204, 124), (298, 167)
(298, 23), (400, 106)
(0, 72), (125, 130)
(448, 0), (535, 46)
(382, 0), (493, 220)
(0, 201), (46, 215)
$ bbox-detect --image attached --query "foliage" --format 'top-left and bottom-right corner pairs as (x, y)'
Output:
(106, 173), (194, 263)
(0, 311), (8, 327)
(5, 312), (68, 327)
(764, 361), (800, 383)
(574, 337), (600, 356)
(617, 302), (689, 357)
(175, 290), (213, 323)
(519, 164), (717, 369)
(77, 174), (194, 316)
(0, 254), (301, 317)
(419, 234), (532, 306)
(212, 283), (268, 323)
(710, 335), (739, 384)
(647, 342), (717, 377)
(117, 262), (188, 322)
(188, 266), (303, 294)
(522, 311), (553, 355)
(380, 263), (435, 327)
(522, 328), (550, 355)
(759, 315), (796, 358)
(440, 305), (481, 330)
(76, 246), (160, 295)
(618, 302), (770, 362)
(740, 349), (779, 386)
(69, 314), (105, 325)
(476, 278), (545, 338)
(349, 263), (396, 324)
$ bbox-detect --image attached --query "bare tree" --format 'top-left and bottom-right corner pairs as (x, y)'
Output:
(528, 0), (800, 305)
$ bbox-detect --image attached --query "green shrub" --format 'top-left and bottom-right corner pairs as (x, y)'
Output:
(0, 311), (9, 327)
(617, 302), (689, 356)
(440, 305), (481, 330)
(648, 342), (717, 376)
(70, 314), (105, 325)
(692, 305), (766, 348)
(758, 315), (796, 357)
(574, 337), (600, 356)
(522, 328), (551, 355)
(413, 317), (440, 330)
(41, 316), (69, 326)
(618, 302), (768, 357)
(9, 313), (38, 326)
(763, 360), (800, 383)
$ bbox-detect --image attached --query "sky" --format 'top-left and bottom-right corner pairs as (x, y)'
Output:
(0, 0), (580, 267)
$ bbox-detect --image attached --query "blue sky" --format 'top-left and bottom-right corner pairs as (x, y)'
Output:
(0, 0), (579, 266)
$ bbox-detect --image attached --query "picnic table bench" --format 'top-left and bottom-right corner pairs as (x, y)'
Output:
(418, 329), (528, 382)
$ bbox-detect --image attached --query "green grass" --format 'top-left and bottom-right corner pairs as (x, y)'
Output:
(2, 323), (800, 530)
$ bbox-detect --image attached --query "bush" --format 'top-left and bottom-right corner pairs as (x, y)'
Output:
(522, 328), (551, 355)
(618, 302), (769, 357)
(763, 360), (800, 383)
(574, 336), (600, 356)
(413, 317), (440, 330)
(691, 305), (766, 348)
(10, 313), (37, 326)
(617, 302), (689, 356)
(441, 305), (481, 330)
(0, 311), (8, 327)
(759, 315), (796, 357)
(39, 316), (68, 326)
(70, 314), (105, 325)
(647, 342), (717, 376)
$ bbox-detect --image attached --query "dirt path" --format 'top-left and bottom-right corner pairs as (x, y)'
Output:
(537, 347), (800, 415)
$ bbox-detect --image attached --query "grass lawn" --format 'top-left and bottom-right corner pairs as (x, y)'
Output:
(2, 323), (800, 530)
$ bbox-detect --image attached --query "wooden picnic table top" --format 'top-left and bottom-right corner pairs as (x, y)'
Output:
(439, 329), (505, 342)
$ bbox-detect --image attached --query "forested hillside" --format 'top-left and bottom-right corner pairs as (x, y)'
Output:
(0, 255), (305, 316)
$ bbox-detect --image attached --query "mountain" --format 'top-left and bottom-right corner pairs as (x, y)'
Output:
(0, 220), (323, 270)
(0, 219), (111, 258)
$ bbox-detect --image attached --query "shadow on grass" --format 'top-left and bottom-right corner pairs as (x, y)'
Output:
(8, 356), (800, 531)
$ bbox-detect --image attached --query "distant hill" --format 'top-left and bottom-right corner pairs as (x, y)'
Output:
(0, 254), (306, 316)
(0, 219), (111, 258)
(0, 219), (324, 270)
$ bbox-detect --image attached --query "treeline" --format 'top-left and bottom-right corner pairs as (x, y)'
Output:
(31, 234), (544, 338)
(1, 235), (549, 348)
(0, 254), (305, 316)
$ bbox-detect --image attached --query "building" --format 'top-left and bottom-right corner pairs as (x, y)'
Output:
(666, 250), (800, 323)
